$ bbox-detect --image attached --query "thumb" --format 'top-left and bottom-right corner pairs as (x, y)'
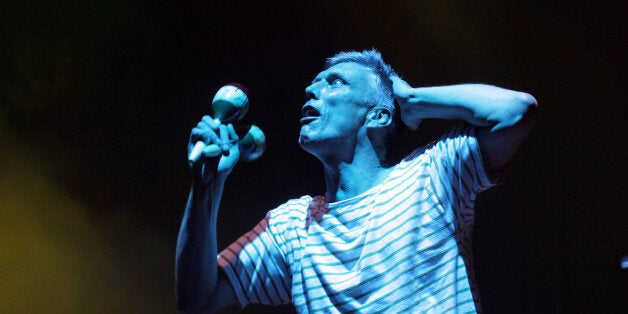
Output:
(202, 144), (222, 157)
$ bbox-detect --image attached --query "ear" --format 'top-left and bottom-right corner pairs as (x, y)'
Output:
(366, 107), (392, 128)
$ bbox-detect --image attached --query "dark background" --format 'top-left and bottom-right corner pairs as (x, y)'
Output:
(1, 0), (625, 313)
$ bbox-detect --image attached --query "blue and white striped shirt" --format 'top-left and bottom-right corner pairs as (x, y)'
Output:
(218, 124), (497, 313)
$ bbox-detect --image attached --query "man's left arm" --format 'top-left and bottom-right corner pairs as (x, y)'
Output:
(391, 77), (538, 177)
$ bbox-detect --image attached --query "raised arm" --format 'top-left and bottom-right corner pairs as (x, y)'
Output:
(391, 77), (538, 177)
(176, 116), (237, 313)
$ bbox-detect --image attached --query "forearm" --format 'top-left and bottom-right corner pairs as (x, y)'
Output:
(399, 84), (537, 131)
(175, 178), (225, 312)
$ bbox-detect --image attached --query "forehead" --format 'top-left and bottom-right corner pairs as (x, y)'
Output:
(313, 62), (375, 82)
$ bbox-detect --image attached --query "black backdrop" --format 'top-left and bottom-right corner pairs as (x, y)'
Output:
(2, 1), (625, 313)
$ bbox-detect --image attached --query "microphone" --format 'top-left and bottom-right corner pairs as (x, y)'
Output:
(188, 84), (266, 164)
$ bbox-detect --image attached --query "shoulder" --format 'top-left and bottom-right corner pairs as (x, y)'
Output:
(264, 196), (311, 246)
(401, 124), (474, 157)
(422, 123), (479, 159)
(396, 124), (482, 180)
(436, 123), (477, 148)
(267, 195), (311, 224)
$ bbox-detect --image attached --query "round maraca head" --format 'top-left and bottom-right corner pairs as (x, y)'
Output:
(211, 83), (249, 123)
(238, 125), (266, 161)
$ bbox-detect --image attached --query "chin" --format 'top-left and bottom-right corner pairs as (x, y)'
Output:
(299, 127), (316, 145)
(298, 135), (308, 145)
(298, 134), (314, 148)
(298, 134), (324, 155)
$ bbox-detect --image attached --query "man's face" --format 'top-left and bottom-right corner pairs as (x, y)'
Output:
(299, 62), (377, 156)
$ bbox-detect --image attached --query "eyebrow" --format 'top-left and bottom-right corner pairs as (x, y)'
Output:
(310, 72), (325, 85)
(310, 69), (348, 85)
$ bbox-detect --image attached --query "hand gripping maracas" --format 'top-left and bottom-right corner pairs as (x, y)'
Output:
(188, 83), (266, 164)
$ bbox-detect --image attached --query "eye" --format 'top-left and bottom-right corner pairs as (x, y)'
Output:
(331, 78), (345, 86)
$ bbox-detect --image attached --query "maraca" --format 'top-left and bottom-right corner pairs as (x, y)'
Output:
(188, 84), (265, 164)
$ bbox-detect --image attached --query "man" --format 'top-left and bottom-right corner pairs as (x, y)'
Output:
(176, 49), (538, 313)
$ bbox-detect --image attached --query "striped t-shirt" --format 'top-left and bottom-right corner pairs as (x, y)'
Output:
(218, 124), (498, 313)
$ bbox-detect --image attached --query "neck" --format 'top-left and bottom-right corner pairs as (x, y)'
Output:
(321, 143), (394, 203)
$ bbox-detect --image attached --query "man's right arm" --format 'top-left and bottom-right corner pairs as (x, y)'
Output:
(176, 117), (238, 313)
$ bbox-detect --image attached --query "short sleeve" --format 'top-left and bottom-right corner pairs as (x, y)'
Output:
(423, 123), (501, 239)
(217, 216), (292, 308)
(429, 123), (500, 196)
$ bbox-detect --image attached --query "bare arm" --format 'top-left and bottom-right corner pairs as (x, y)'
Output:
(176, 117), (238, 313)
(391, 77), (538, 176)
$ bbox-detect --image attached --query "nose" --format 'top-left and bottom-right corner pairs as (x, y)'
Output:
(305, 81), (321, 100)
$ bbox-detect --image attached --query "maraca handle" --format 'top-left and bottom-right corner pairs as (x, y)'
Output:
(188, 141), (222, 164)
(188, 124), (265, 164)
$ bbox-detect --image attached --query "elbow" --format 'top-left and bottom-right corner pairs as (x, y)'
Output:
(518, 92), (538, 113)
(176, 290), (208, 313)
(176, 293), (194, 313)
(516, 92), (539, 126)
(507, 92), (538, 125)
(510, 90), (538, 115)
(490, 92), (538, 132)
(177, 289), (223, 314)
(176, 300), (205, 314)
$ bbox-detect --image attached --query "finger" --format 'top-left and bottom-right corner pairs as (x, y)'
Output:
(190, 126), (221, 147)
(390, 75), (403, 84)
(202, 116), (220, 130)
(190, 126), (220, 143)
(196, 115), (213, 128)
(202, 144), (222, 158)
(219, 124), (230, 152)
(227, 123), (239, 142)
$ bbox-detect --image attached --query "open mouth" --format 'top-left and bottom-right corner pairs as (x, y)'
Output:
(300, 104), (320, 124)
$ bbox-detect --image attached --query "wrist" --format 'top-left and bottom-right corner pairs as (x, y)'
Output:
(397, 87), (428, 130)
(193, 161), (228, 188)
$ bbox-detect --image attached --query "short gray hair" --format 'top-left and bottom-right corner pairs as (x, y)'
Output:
(326, 49), (398, 111)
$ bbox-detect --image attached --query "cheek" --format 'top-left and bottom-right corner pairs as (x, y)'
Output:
(335, 113), (365, 132)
